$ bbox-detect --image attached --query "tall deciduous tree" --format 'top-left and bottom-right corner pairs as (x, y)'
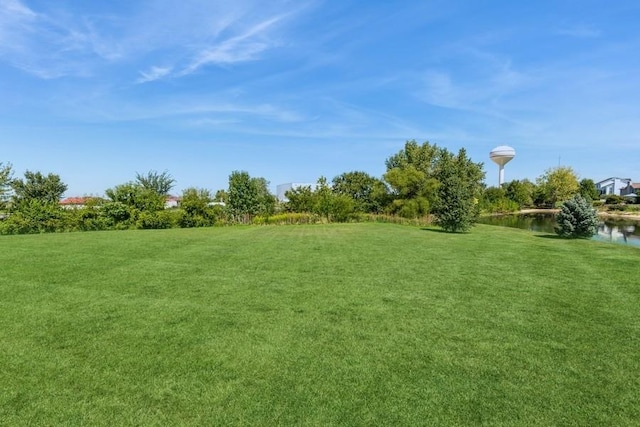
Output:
(536, 166), (579, 206)
(332, 171), (387, 213)
(579, 178), (600, 201)
(135, 170), (175, 196)
(105, 182), (165, 212)
(227, 171), (275, 221)
(432, 148), (485, 232)
(504, 179), (536, 208)
(383, 140), (440, 218)
(284, 185), (315, 213)
(11, 170), (67, 206)
(312, 176), (354, 222)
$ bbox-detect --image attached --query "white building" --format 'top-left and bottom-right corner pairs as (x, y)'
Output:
(276, 183), (318, 202)
(595, 177), (632, 196)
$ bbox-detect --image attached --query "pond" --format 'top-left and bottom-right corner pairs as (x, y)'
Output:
(478, 213), (640, 248)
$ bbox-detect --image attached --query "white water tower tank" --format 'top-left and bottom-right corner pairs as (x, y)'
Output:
(490, 145), (515, 186)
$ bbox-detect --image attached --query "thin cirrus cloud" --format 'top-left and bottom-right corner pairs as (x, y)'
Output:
(1, 0), (303, 81)
(139, 14), (289, 82)
(0, 0), (123, 78)
(137, 66), (173, 83)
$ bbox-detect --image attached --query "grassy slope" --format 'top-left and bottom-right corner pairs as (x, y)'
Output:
(1, 224), (639, 425)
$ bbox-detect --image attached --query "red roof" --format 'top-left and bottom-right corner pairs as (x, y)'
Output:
(60, 197), (94, 205)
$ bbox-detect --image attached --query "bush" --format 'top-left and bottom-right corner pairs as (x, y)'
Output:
(554, 195), (599, 238)
(605, 195), (624, 205)
(136, 211), (175, 229)
(1, 200), (66, 234)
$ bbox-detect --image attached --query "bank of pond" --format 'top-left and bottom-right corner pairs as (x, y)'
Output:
(478, 212), (640, 247)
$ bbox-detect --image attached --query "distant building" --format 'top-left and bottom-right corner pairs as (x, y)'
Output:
(165, 195), (181, 209)
(621, 182), (640, 198)
(59, 197), (100, 209)
(276, 183), (318, 202)
(595, 177), (631, 196)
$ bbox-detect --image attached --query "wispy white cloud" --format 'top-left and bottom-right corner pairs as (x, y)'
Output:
(170, 14), (288, 78)
(137, 66), (173, 83)
(0, 0), (103, 77)
(0, 0), (307, 80)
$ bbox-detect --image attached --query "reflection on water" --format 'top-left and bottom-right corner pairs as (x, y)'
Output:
(478, 213), (640, 247)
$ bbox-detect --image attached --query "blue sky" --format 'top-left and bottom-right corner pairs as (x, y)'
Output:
(1, 0), (639, 196)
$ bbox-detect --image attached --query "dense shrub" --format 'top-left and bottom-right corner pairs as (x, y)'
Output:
(65, 207), (110, 231)
(136, 211), (175, 229)
(554, 195), (599, 238)
(0, 200), (66, 234)
(101, 202), (131, 224)
(387, 197), (429, 219)
(605, 195), (624, 205)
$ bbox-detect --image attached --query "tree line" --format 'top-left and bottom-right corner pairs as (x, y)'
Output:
(0, 140), (621, 235)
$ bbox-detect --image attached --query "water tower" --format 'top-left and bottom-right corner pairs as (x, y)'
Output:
(490, 145), (515, 186)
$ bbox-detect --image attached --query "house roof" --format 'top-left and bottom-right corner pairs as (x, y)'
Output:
(630, 183), (640, 189)
(60, 197), (94, 205)
(596, 177), (632, 185)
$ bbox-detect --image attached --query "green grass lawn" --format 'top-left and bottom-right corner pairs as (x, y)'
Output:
(1, 223), (639, 425)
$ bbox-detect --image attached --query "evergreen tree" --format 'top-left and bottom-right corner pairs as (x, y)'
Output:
(554, 195), (599, 238)
(0, 162), (13, 210)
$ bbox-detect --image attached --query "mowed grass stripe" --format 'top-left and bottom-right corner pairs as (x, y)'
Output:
(1, 223), (639, 425)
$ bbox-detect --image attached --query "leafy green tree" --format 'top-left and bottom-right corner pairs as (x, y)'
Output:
(555, 195), (599, 238)
(284, 185), (316, 213)
(481, 186), (518, 213)
(313, 176), (354, 222)
(504, 179), (536, 208)
(384, 166), (428, 199)
(332, 171), (386, 213)
(105, 183), (165, 212)
(11, 170), (68, 207)
(383, 140), (440, 217)
(579, 178), (600, 201)
(253, 177), (277, 218)
(432, 148), (485, 232)
(385, 140), (440, 173)
(214, 189), (228, 203)
(314, 177), (333, 221)
(227, 171), (275, 221)
(181, 188), (212, 216)
(536, 166), (579, 207)
(135, 170), (176, 196)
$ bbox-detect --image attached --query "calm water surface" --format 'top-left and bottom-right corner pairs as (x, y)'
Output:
(478, 213), (640, 248)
